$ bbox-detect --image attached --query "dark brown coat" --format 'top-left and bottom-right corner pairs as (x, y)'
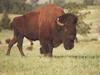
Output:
(6, 4), (77, 57)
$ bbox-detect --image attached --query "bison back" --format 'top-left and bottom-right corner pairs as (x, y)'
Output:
(36, 4), (65, 39)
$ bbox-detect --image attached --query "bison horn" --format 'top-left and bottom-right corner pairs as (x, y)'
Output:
(56, 18), (64, 26)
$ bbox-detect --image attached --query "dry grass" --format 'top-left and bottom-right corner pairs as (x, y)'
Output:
(0, 30), (100, 75)
(0, 6), (100, 75)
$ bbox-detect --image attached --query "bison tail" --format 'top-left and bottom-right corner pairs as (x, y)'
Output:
(10, 22), (14, 29)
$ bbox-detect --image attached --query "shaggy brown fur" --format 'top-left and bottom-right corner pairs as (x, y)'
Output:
(6, 4), (77, 57)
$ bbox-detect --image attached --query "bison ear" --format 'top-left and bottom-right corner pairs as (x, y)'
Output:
(56, 18), (64, 26)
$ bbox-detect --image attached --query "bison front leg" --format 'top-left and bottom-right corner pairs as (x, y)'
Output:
(46, 43), (53, 57)
(40, 40), (53, 57)
(6, 37), (17, 55)
(17, 35), (25, 56)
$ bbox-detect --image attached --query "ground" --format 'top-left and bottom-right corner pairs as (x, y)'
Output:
(0, 31), (100, 75)
(0, 6), (100, 75)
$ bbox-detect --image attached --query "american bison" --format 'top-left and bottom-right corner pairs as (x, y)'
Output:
(6, 4), (78, 57)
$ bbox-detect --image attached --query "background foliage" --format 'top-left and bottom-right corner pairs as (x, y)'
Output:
(0, 0), (94, 36)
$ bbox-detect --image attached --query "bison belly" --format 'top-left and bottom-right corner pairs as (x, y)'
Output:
(25, 32), (39, 41)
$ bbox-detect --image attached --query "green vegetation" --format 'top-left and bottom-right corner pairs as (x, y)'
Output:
(0, 0), (35, 14)
(64, 3), (92, 36)
(0, 12), (11, 29)
(0, 0), (98, 35)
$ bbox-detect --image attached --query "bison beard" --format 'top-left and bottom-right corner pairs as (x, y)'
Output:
(6, 4), (77, 57)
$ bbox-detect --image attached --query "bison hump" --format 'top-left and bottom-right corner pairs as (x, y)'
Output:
(38, 4), (65, 39)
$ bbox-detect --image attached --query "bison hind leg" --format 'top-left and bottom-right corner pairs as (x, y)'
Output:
(6, 37), (17, 56)
(17, 35), (25, 56)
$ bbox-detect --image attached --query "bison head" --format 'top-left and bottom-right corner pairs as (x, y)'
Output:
(56, 13), (78, 50)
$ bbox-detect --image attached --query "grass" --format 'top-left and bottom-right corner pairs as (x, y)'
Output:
(0, 30), (100, 75)
(0, 6), (100, 75)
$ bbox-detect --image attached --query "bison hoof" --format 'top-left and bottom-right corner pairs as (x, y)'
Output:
(21, 54), (25, 57)
(26, 46), (33, 51)
(43, 53), (52, 57)
(48, 53), (53, 57)
(6, 53), (10, 56)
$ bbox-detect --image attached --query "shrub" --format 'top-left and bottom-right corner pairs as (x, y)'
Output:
(64, 3), (92, 36)
(0, 12), (11, 29)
